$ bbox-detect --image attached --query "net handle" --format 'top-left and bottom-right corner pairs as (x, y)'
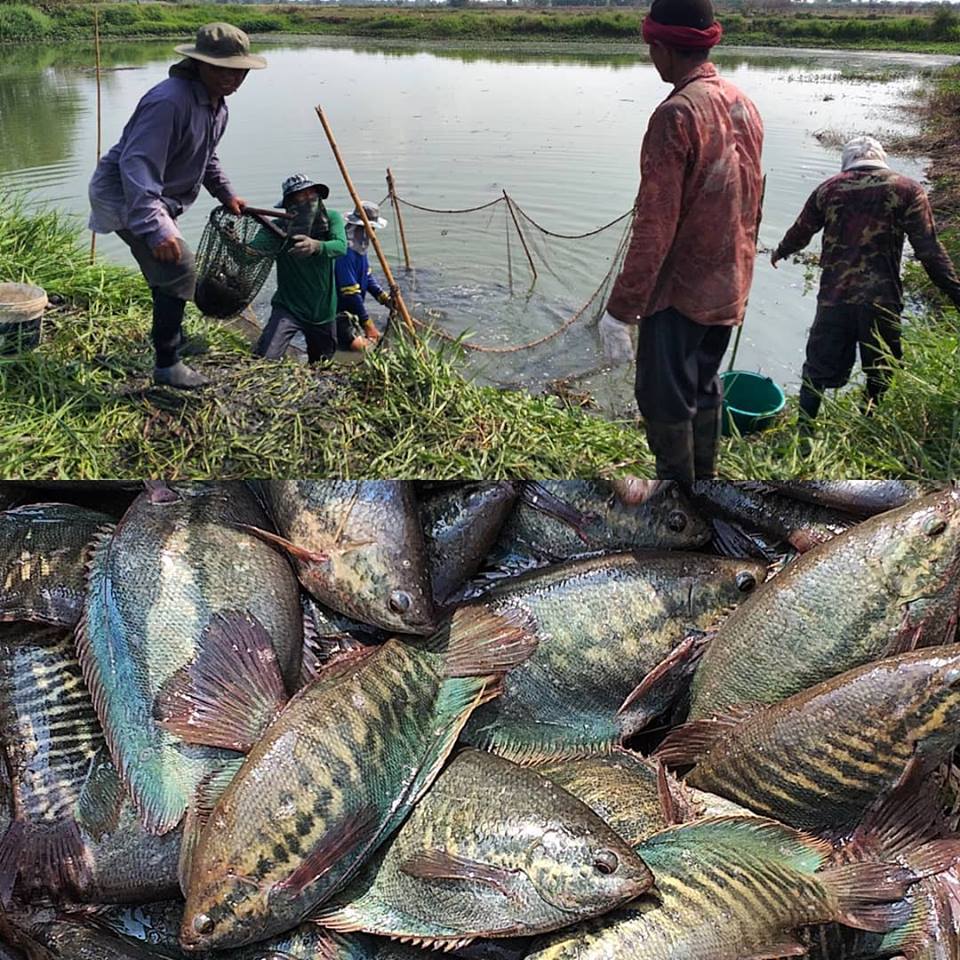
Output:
(243, 208), (288, 240)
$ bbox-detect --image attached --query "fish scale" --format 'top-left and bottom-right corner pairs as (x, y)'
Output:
(459, 552), (765, 761)
(688, 488), (960, 720)
(526, 818), (914, 960)
(661, 648), (960, 835)
(0, 503), (111, 626)
(179, 618), (531, 952)
(318, 749), (653, 946)
(79, 482), (303, 836)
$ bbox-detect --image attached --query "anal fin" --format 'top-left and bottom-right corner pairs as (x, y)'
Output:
(271, 806), (380, 899)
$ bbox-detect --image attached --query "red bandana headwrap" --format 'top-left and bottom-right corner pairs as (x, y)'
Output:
(641, 15), (723, 49)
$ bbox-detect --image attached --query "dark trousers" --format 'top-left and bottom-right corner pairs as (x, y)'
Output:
(635, 308), (733, 423)
(254, 305), (336, 363)
(799, 302), (903, 421)
(117, 228), (197, 369)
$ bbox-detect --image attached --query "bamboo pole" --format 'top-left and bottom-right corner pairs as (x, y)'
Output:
(315, 106), (414, 334)
(385, 168), (412, 271)
(90, 6), (102, 263)
(503, 190), (537, 282)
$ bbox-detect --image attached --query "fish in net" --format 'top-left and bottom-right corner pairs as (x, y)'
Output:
(194, 206), (286, 319)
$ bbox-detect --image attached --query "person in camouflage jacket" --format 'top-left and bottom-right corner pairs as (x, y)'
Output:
(773, 135), (960, 435)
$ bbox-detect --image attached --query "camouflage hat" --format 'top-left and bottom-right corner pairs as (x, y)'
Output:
(174, 23), (267, 71)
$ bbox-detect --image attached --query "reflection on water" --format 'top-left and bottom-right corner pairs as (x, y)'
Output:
(0, 36), (953, 411)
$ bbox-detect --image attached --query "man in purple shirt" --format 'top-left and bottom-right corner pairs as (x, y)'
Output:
(89, 23), (265, 388)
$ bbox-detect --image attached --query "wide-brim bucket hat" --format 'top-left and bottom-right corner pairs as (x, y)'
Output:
(175, 22), (267, 70)
(344, 201), (388, 230)
(276, 173), (330, 207)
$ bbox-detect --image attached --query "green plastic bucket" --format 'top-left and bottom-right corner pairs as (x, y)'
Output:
(720, 369), (786, 436)
(0, 282), (47, 357)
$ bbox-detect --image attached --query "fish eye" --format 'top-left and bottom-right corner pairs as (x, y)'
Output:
(389, 590), (412, 614)
(667, 511), (688, 533)
(923, 516), (947, 537)
(593, 850), (619, 875)
(193, 914), (214, 936)
(736, 571), (757, 592)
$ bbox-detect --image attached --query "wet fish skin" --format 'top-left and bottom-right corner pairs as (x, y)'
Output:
(80, 481), (304, 836)
(689, 480), (856, 552)
(319, 749), (653, 945)
(180, 613), (531, 952)
(533, 750), (755, 847)
(257, 481), (436, 635)
(496, 480), (711, 562)
(421, 482), (517, 605)
(0, 623), (101, 900)
(0, 504), (111, 626)
(459, 552), (766, 760)
(688, 487), (960, 719)
(0, 623), (180, 905)
(93, 900), (378, 960)
(768, 480), (924, 517)
(3, 907), (166, 960)
(526, 817), (914, 960)
(663, 648), (960, 835)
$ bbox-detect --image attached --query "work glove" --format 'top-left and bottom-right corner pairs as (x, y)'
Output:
(377, 290), (393, 307)
(599, 311), (634, 365)
(290, 235), (322, 258)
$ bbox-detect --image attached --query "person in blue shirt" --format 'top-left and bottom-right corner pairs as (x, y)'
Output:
(335, 201), (394, 351)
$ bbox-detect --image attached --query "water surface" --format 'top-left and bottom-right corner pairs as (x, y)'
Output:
(0, 37), (951, 413)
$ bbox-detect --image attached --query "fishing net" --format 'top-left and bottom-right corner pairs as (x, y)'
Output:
(195, 206), (286, 319)
(366, 186), (635, 415)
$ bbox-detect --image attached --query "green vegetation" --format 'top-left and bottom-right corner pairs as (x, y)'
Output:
(1, 197), (957, 479)
(1, 1), (959, 52)
(0, 205), (659, 478)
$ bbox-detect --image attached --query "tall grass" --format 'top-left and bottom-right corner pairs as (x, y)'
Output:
(1, 203), (957, 479)
(0, 205), (658, 478)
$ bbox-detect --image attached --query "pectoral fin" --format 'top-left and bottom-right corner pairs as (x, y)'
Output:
(401, 850), (519, 898)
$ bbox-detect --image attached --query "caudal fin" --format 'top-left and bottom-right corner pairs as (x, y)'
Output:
(820, 861), (916, 932)
(0, 818), (93, 904)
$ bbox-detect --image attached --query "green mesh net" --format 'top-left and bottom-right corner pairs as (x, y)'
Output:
(194, 206), (285, 319)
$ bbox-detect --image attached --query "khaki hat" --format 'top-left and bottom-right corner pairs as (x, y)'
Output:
(345, 201), (388, 230)
(174, 23), (267, 70)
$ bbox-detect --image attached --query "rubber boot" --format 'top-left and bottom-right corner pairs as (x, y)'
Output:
(644, 419), (695, 483)
(153, 360), (210, 389)
(693, 406), (722, 480)
(797, 383), (820, 456)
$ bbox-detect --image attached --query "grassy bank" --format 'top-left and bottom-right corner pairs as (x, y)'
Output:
(0, 200), (957, 479)
(0, 207), (660, 478)
(1, 2), (960, 52)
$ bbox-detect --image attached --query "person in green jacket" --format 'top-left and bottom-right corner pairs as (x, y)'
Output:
(253, 173), (347, 362)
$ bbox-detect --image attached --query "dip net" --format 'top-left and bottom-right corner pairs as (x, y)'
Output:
(195, 206), (286, 319)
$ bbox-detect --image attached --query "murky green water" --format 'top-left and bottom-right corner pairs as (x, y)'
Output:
(0, 36), (953, 412)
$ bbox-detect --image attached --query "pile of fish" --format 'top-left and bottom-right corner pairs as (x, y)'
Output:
(1, 478), (959, 960)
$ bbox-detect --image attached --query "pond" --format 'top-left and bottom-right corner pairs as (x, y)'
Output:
(0, 36), (953, 415)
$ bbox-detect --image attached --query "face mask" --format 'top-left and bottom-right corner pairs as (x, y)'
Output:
(285, 197), (319, 238)
(348, 224), (369, 254)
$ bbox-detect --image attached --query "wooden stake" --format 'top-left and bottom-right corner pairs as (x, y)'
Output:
(503, 190), (537, 282)
(315, 106), (414, 334)
(386, 168), (412, 271)
(90, 6), (102, 264)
